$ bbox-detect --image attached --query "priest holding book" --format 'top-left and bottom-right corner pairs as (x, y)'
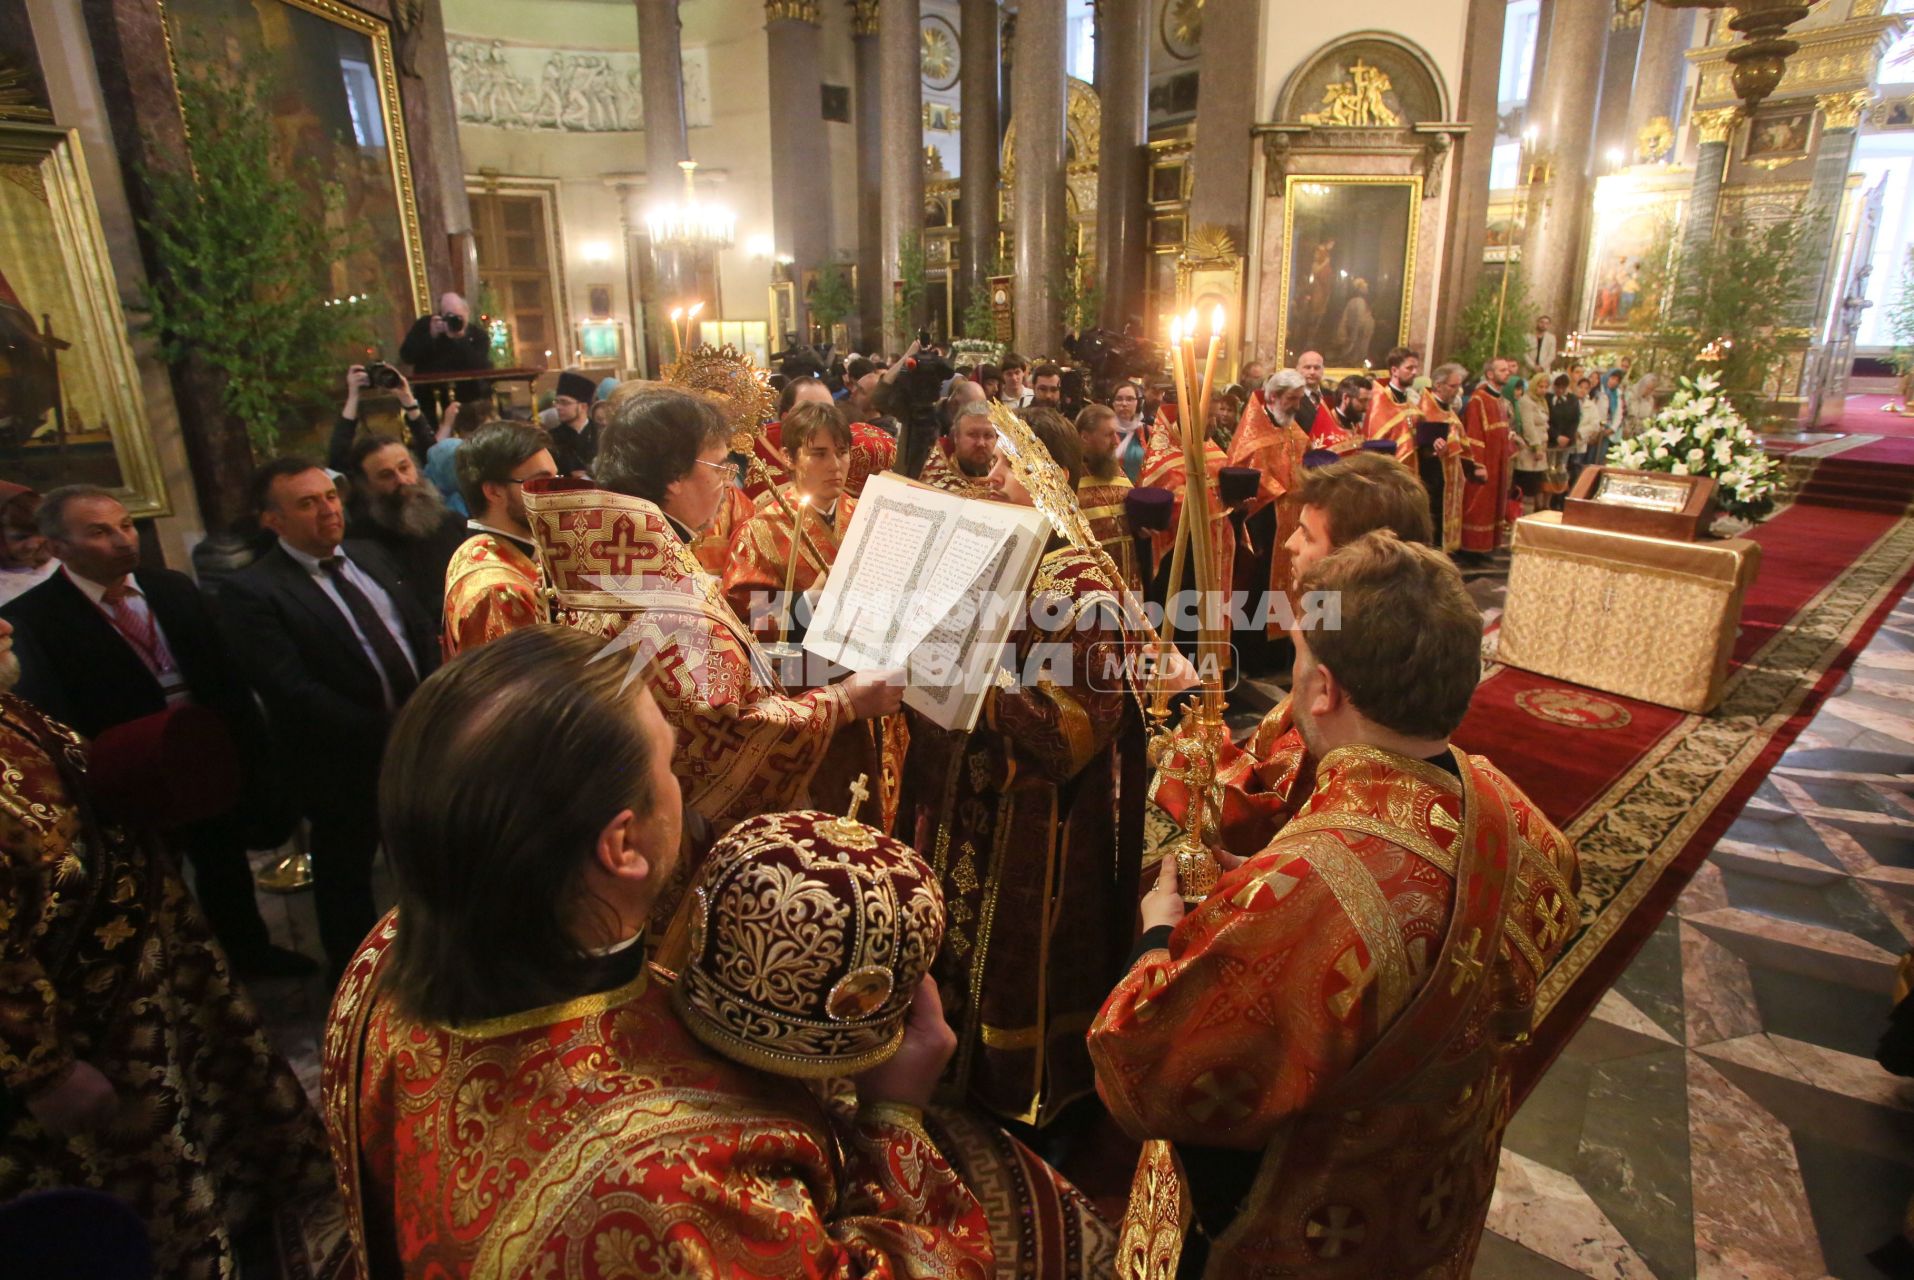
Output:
(722, 401), (857, 636)
(896, 406), (1148, 1134)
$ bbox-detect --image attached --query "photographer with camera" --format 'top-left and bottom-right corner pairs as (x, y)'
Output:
(399, 291), (492, 416)
(330, 363), (434, 478)
(874, 337), (963, 486)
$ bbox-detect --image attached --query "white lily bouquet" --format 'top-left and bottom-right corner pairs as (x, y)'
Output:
(1608, 374), (1785, 523)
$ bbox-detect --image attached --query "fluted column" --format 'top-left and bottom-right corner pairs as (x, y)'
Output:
(879, 0), (924, 351)
(638, 0), (691, 351)
(1011, 0), (1065, 354)
(1681, 108), (1736, 271)
(1593, 17), (1643, 174)
(1519, 0), (1609, 325)
(852, 0), (884, 345)
(1437, 0), (1507, 357)
(766, 2), (831, 343)
(1799, 91), (1871, 328)
(1186, 0), (1258, 248)
(1626, 3), (1695, 162)
(958, 0), (1001, 321)
(1096, 0), (1149, 331)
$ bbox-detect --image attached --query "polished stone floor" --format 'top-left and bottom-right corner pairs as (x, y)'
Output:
(242, 573), (1914, 1280)
(1475, 589), (1914, 1280)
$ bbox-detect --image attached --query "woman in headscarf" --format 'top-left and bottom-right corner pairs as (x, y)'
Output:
(0, 483), (55, 606)
(1510, 375), (1551, 514)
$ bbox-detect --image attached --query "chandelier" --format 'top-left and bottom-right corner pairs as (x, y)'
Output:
(645, 160), (735, 252)
(1655, 0), (1810, 113)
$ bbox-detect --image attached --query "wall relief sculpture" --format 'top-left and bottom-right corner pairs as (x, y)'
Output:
(447, 37), (712, 133)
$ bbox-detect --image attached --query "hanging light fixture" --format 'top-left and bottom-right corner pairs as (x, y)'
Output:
(646, 160), (736, 252)
(1653, 0), (1811, 113)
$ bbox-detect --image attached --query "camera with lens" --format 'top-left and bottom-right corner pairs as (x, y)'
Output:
(1067, 327), (1163, 393)
(365, 361), (404, 391)
(442, 311), (466, 334)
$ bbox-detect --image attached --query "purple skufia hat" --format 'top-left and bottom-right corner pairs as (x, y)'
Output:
(1217, 466), (1259, 506)
(1303, 449), (1342, 470)
(1124, 485), (1174, 532)
(1361, 438), (1400, 455)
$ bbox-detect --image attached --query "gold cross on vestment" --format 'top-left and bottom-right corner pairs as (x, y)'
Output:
(844, 773), (870, 824)
(1448, 927), (1486, 995)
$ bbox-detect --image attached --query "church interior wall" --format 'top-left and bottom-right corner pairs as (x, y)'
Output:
(24, 0), (204, 566)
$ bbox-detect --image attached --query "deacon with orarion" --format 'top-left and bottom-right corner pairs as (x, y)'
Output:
(1461, 355), (1518, 555)
(1089, 533), (1580, 1278)
(441, 421), (557, 657)
(1226, 368), (1314, 640)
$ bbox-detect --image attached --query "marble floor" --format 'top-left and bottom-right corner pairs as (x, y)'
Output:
(240, 565), (1912, 1280)
(1475, 590), (1914, 1280)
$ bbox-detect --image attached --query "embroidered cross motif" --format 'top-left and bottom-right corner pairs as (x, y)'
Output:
(1180, 1066), (1258, 1126)
(1535, 891), (1573, 951)
(1304, 1204), (1366, 1258)
(1417, 1170), (1455, 1230)
(1448, 927), (1486, 995)
(594, 520), (650, 575)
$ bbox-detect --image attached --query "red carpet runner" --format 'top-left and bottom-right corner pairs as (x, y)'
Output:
(1455, 432), (1914, 1102)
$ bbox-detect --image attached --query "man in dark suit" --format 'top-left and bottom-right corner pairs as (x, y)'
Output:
(2, 485), (311, 978)
(220, 457), (440, 976)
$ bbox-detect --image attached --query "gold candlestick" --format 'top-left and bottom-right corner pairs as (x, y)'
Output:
(765, 492), (809, 660)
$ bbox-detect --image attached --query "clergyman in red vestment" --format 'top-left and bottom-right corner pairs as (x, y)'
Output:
(1090, 535), (1580, 1279)
(1363, 345), (1423, 464)
(1461, 357), (1518, 554)
(441, 421), (557, 658)
(322, 627), (994, 1279)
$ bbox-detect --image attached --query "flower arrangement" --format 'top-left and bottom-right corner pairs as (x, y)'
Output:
(949, 338), (1004, 368)
(1608, 373), (1785, 523)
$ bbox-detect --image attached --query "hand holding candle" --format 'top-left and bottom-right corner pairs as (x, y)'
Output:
(779, 493), (810, 647)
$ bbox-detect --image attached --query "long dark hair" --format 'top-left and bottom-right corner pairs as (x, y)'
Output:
(378, 625), (658, 1026)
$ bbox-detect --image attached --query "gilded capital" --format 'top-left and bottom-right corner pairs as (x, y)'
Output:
(766, 0), (822, 22)
(1817, 90), (1872, 130)
(849, 0), (878, 36)
(1694, 108), (1739, 145)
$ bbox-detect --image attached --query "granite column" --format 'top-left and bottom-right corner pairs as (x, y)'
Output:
(958, 0), (1001, 323)
(878, 0), (924, 351)
(765, 2), (832, 343)
(1186, 0), (1258, 251)
(1680, 109), (1737, 273)
(1096, 0), (1149, 332)
(852, 0), (884, 345)
(1010, 0), (1065, 353)
(1437, 0), (1507, 357)
(1799, 92), (1871, 329)
(1519, 0), (1610, 327)
(637, 0), (692, 354)
(1626, 3), (1695, 162)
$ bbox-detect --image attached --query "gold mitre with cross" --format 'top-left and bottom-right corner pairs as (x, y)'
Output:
(670, 775), (947, 1078)
(984, 400), (1102, 555)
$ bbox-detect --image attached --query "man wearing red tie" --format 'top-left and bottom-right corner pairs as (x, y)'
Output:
(1, 486), (311, 978)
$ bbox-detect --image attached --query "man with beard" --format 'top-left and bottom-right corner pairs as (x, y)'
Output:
(1227, 369), (1313, 654)
(1314, 373), (1371, 453)
(1460, 356), (1517, 558)
(1091, 534), (1578, 1280)
(1365, 345), (1423, 462)
(1419, 362), (1479, 553)
(344, 432), (469, 621)
(442, 421), (558, 657)
(1075, 402), (1139, 589)
(547, 369), (602, 476)
(918, 380), (996, 497)
(1031, 362), (1065, 409)
(0, 616), (336, 1276)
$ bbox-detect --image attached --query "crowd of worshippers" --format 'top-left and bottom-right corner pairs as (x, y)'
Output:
(0, 329), (1582, 1279)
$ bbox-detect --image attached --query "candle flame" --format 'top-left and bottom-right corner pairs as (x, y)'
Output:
(1210, 305), (1224, 336)
(1184, 308), (1198, 334)
(688, 301), (705, 319)
(669, 307), (684, 321)
(1169, 316), (1182, 345)
(797, 492), (811, 506)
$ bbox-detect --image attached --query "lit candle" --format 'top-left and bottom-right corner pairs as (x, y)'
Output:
(778, 493), (810, 647)
(1197, 304), (1223, 439)
(687, 301), (705, 350)
(668, 307), (684, 359)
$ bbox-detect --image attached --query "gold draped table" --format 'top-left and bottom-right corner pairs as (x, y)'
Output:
(1495, 512), (1763, 714)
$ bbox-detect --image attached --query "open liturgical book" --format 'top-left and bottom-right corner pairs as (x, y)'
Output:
(803, 472), (1051, 732)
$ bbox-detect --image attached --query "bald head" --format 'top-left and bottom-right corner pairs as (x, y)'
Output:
(1297, 351), (1325, 390)
(439, 292), (469, 321)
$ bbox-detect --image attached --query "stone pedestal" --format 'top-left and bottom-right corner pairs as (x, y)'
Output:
(958, 0), (1000, 323)
(878, 0), (923, 351)
(1521, 0), (1610, 325)
(1010, 0), (1065, 354)
(765, 3), (832, 344)
(1095, 0), (1148, 331)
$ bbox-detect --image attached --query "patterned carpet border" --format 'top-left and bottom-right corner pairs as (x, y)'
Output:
(1534, 507), (1914, 1021)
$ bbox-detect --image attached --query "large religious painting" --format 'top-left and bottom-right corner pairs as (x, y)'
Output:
(1579, 170), (1687, 336)
(0, 125), (166, 515)
(1277, 175), (1420, 373)
(158, 0), (428, 348)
